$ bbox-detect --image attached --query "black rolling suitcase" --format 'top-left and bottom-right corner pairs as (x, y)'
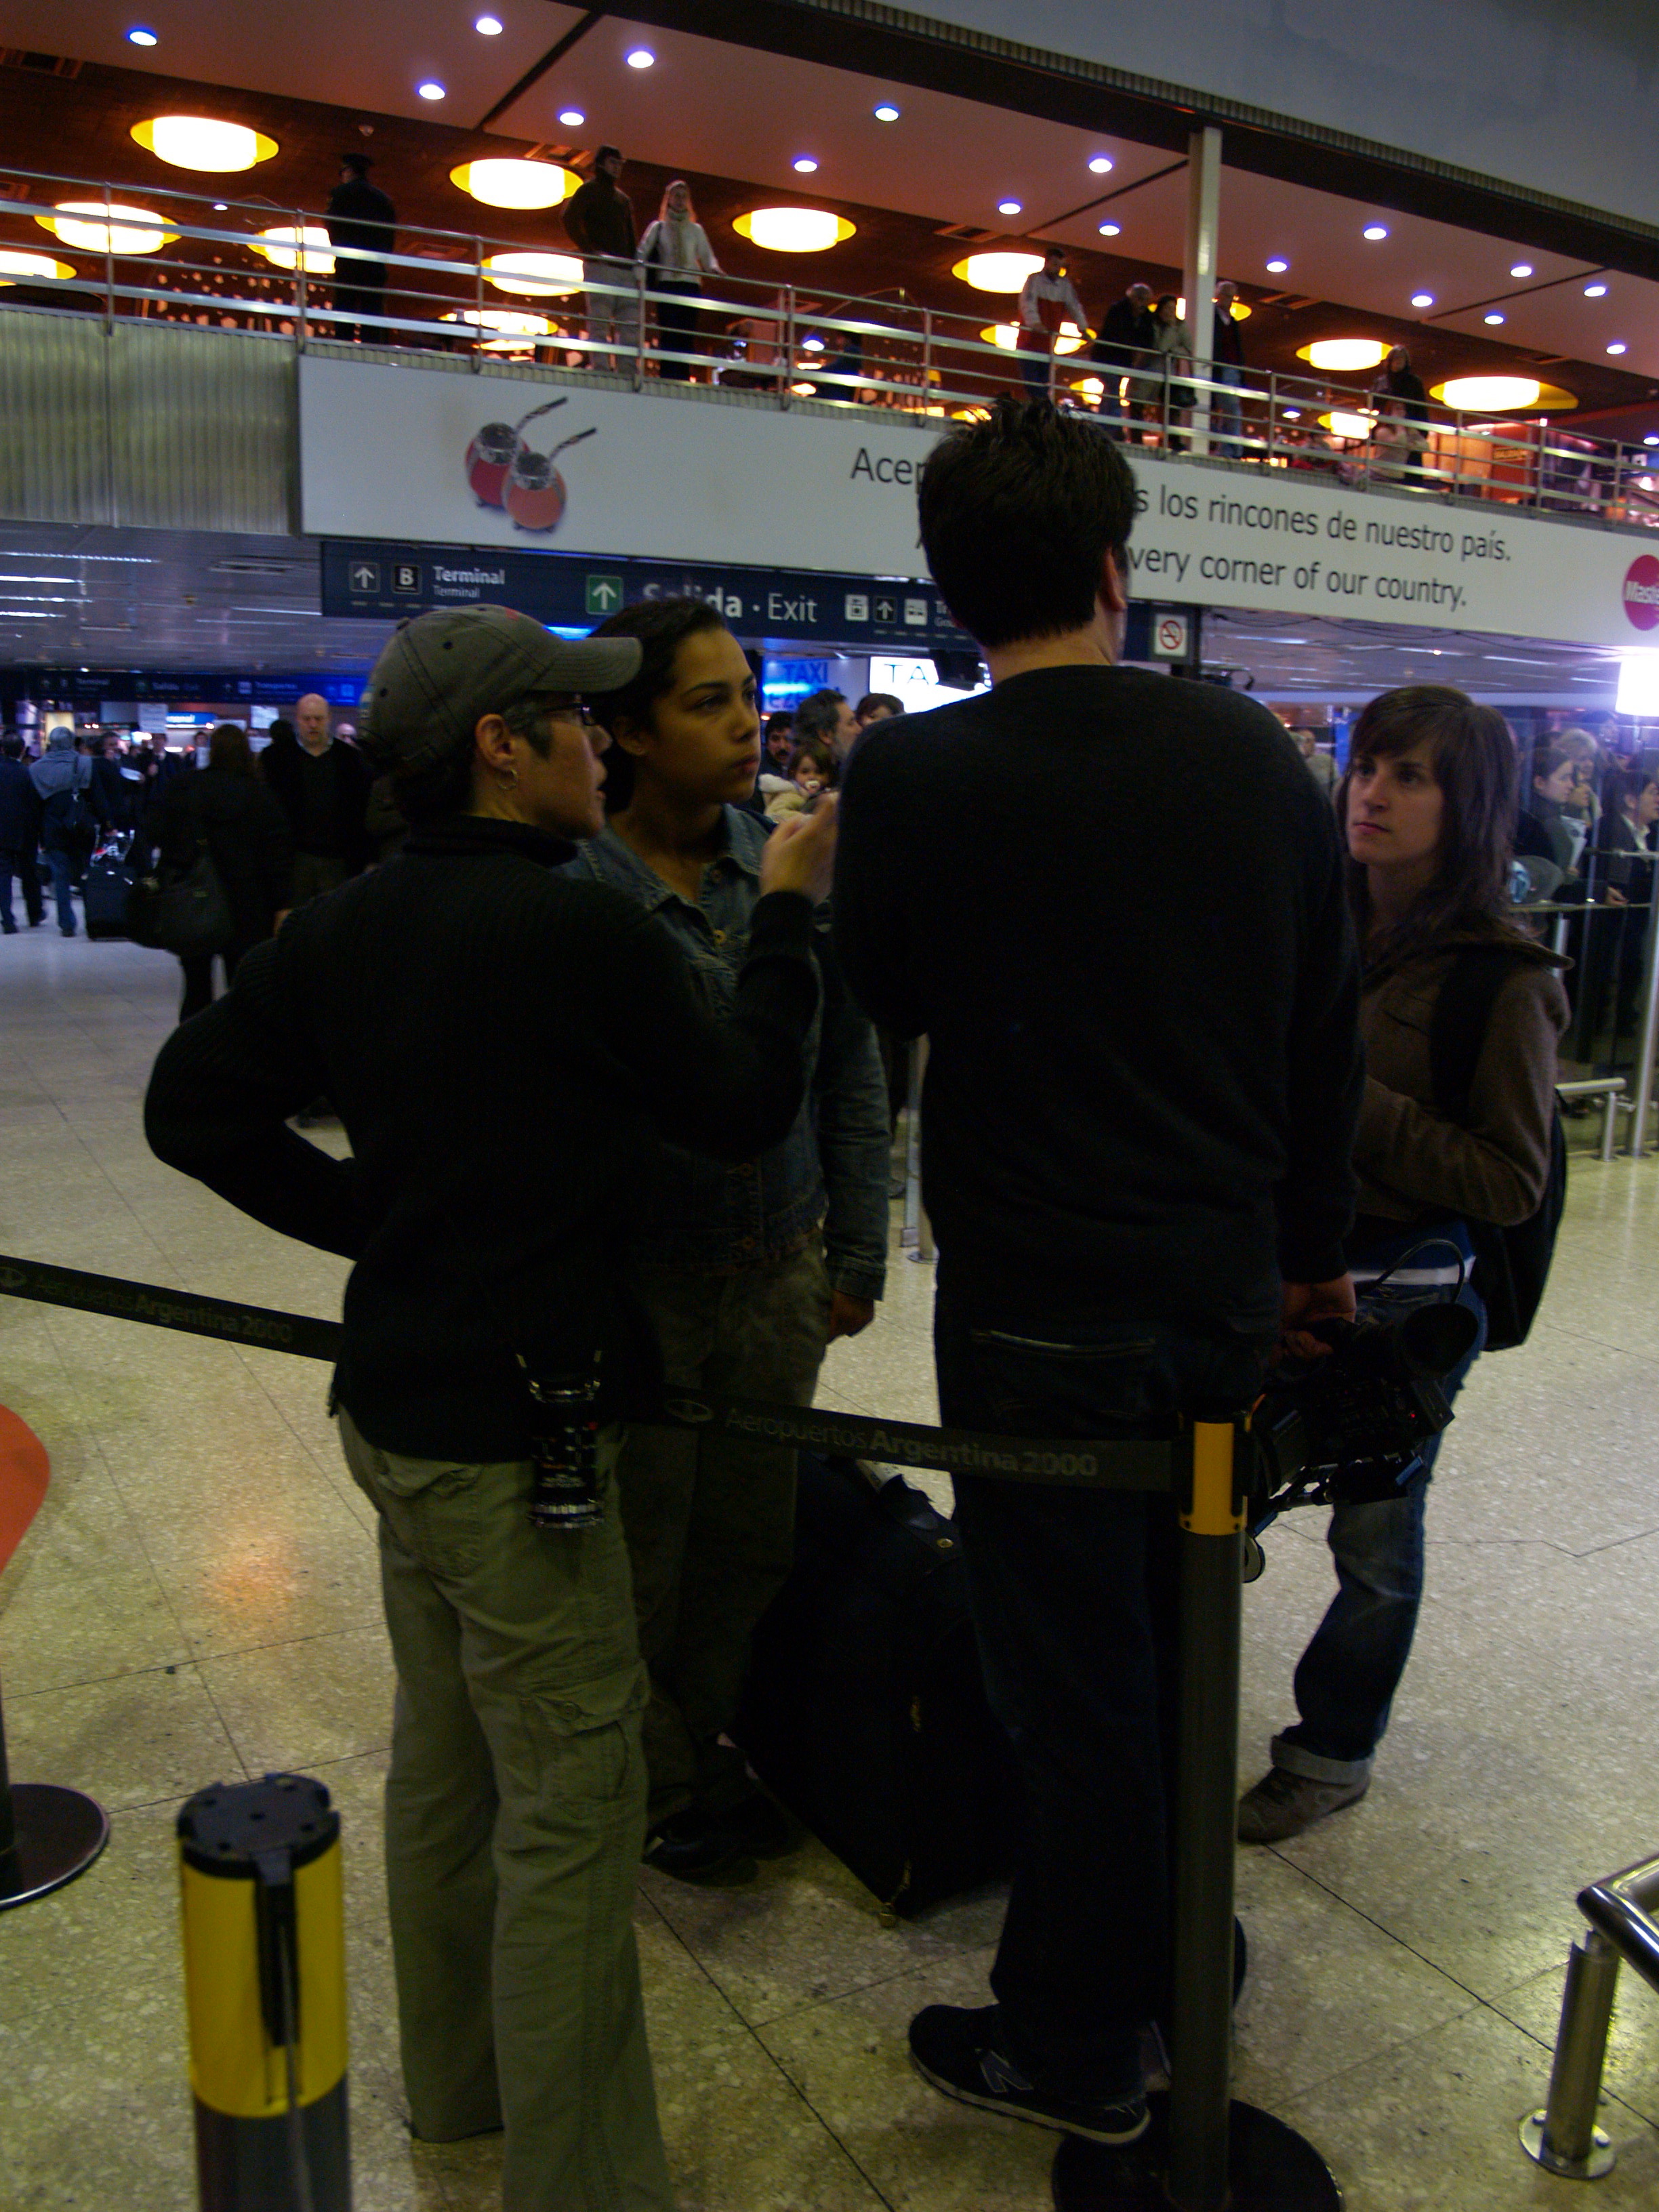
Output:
(735, 1453), (1022, 1917)
(83, 833), (136, 939)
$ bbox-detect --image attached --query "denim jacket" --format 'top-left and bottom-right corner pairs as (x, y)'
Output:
(563, 810), (889, 1299)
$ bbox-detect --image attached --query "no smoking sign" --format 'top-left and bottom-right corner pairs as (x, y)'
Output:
(1153, 613), (1189, 659)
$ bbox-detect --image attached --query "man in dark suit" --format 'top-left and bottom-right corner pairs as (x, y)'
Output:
(325, 153), (396, 342)
(261, 694), (374, 902)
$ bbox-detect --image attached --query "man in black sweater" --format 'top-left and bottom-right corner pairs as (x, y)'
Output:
(145, 605), (838, 2212)
(562, 145), (639, 371)
(325, 151), (396, 342)
(836, 398), (1361, 2152)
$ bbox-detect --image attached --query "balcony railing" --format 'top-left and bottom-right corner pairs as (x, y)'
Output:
(3, 161), (1656, 531)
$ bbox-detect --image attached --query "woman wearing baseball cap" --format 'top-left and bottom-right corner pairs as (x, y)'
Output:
(145, 602), (838, 2212)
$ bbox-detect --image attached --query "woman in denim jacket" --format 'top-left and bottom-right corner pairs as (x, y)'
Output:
(1240, 686), (1568, 1843)
(569, 596), (890, 1882)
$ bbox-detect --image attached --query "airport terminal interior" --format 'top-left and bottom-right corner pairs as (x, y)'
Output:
(5, 4), (1659, 2209)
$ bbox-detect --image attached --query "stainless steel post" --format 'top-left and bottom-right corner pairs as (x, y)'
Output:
(634, 260), (646, 390)
(473, 237), (483, 370)
(1182, 126), (1221, 460)
(1520, 1929), (1618, 2179)
(1623, 889), (1659, 1153)
(102, 184), (115, 331)
(781, 285), (796, 409)
(1602, 1092), (1622, 1162)
(921, 307), (933, 412)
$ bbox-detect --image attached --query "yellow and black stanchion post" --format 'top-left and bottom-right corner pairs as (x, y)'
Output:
(178, 1774), (351, 2212)
(1054, 1416), (1343, 2211)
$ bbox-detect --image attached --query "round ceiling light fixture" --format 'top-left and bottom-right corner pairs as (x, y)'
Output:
(953, 250), (1045, 293)
(1510, 262), (1534, 278)
(981, 321), (1086, 355)
(874, 103), (900, 121)
(1411, 291), (1434, 308)
(253, 224), (335, 274)
(1608, 342), (1629, 355)
(474, 14), (504, 31)
(483, 249), (583, 294)
(793, 157), (819, 174)
(558, 109), (586, 127)
(127, 25), (159, 45)
(1585, 282), (1608, 298)
(417, 81), (447, 101)
(1483, 311), (1505, 325)
(1088, 155), (1114, 174)
(39, 201), (176, 254)
(1323, 409), (1378, 438)
(131, 117), (278, 171)
(734, 207), (855, 253)
(997, 199), (1023, 216)
(1297, 337), (1389, 371)
(451, 159), (577, 209)
(1265, 257), (1288, 273)
(1362, 224), (1389, 241)
(626, 47), (655, 68)
(1098, 222), (1121, 237)
(1431, 375), (1576, 412)
(0, 249), (75, 283)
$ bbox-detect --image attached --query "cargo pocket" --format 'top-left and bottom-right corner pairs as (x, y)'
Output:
(502, 1661), (649, 1822)
(367, 1452), (492, 1582)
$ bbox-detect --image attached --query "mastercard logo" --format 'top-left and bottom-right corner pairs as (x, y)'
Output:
(1624, 554), (1659, 631)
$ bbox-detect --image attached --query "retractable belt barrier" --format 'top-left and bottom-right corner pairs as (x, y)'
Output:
(0, 1248), (1345, 2210)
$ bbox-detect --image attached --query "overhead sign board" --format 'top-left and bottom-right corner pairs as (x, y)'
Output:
(318, 541), (964, 649)
(300, 354), (1659, 651)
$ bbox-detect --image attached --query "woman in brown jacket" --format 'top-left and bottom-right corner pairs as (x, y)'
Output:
(1240, 686), (1568, 1843)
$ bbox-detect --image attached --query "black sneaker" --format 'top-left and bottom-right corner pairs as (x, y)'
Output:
(642, 1807), (757, 1886)
(908, 2004), (1149, 2146)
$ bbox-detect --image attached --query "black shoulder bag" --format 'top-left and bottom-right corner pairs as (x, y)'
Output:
(1426, 945), (1566, 1351)
(127, 787), (234, 959)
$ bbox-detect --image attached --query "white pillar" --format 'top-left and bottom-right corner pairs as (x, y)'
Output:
(1183, 125), (1221, 459)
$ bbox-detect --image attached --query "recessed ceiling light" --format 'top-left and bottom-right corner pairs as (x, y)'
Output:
(1646, 435), (1659, 447)
(483, 249), (583, 295)
(1363, 224), (1389, 241)
(39, 201), (175, 254)
(1608, 342), (1629, 355)
(474, 13), (504, 30)
(997, 199), (1023, 216)
(417, 81), (446, 100)
(1088, 156), (1113, 174)
(1098, 222), (1121, 237)
(1484, 311), (1505, 325)
(1265, 257), (1288, 273)
(1510, 262), (1534, 278)
(0, 249), (74, 284)
(735, 208), (857, 253)
(1324, 409), (1380, 439)
(1433, 374), (1575, 411)
(451, 159), (577, 209)
(953, 251), (1045, 293)
(874, 103), (900, 121)
(1412, 292), (1434, 308)
(1282, 407), (1301, 419)
(127, 26), (158, 45)
(253, 224), (335, 274)
(1585, 282), (1608, 297)
(212, 202), (227, 211)
(1298, 337), (1389, 371)
(793, 157), (818, 173)
(131, 117), (278, 171)
(626, 47), (655, 68)
(558, 109), (586, 127)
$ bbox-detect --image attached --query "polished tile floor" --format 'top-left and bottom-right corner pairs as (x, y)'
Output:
(2, 925), (1658, 2210)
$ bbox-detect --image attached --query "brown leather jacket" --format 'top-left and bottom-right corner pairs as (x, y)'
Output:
(1353, 929), (1569, 1233)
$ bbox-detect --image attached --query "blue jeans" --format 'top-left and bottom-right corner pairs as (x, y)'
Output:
(1273, 1276), (1486, 1784)
(935, 1284), (1267, 2101)
(44, 845), (77, 931)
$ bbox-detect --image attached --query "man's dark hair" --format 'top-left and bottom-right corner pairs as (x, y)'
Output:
(207, 722), (255, 777)
(589, 595), (731, 810)
(596, 144), (621, 167)
(792, 688), (846, 746)
(341, 152), (373, 176)
(265, 716), (297, 747)
(855, 693), (903, 724)
(1, 733), (22, 760)
(917, 396), (1136, 649)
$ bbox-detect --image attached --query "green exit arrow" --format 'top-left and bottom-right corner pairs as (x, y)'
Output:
(585, 574), (623, 615)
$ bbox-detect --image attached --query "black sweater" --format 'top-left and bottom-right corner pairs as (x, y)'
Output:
(835, 665), (1362, 1334)
(144, 815), (821, 1458)
(156, 767), (293, 942)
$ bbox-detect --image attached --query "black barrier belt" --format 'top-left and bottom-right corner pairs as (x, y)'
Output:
(0, 1252), (1173, 1492)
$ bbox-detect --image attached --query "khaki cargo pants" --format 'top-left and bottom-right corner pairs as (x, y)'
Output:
(340, 1408), (672, 2212)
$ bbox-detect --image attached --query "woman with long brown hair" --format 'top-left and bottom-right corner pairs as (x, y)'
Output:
(154, 721), (292, 1020)
(1240, 685), (1569, 1842)
(638, 180), (720, 382)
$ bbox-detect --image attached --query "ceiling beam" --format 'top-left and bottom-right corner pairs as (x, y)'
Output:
(477, 7), (604, 131)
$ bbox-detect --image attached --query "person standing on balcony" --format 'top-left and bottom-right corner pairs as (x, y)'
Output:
(564, 146), (640, 373)
(1016, 247), (1091, 401)
(1212, 281), (1247, 457)
(1090, 280), (1155, 440)
(325, 153), (396, 344)
(638, 181), (721, 382)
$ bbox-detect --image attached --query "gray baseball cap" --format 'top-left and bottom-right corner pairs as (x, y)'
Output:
(359, 604), (642, 773)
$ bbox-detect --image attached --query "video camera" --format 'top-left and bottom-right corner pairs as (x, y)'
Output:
(1249, 1298), (1479, 1525)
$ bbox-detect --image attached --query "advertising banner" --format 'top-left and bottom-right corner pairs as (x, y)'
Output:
(300, 355), (1657, 651)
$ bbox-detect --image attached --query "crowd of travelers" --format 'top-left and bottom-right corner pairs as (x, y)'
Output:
(118, 392), (1625, 2209)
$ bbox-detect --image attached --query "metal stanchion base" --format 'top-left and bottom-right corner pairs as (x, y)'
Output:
(1519, 2110), (1615, 2180)
(1052, 2095), (1344, 2210)
(0, 1783), (110, 1910)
